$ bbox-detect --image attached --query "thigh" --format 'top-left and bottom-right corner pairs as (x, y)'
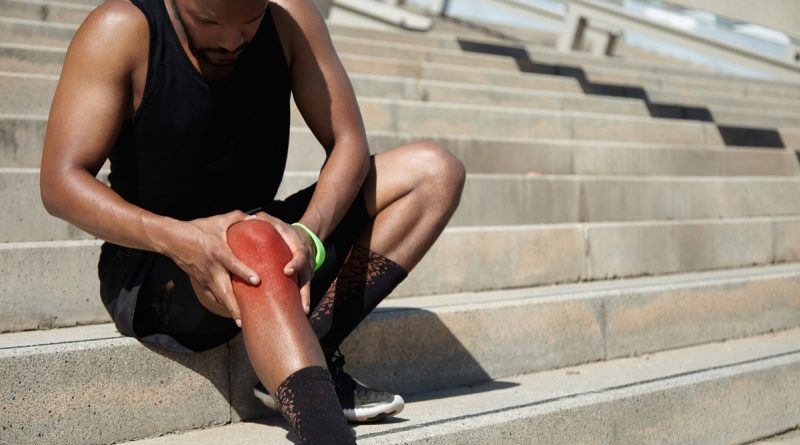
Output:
(99, 243), (239, 353)
(137, 254), (238, 339)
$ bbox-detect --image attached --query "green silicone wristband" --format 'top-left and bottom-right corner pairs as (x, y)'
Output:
(292, 223), (326, 272)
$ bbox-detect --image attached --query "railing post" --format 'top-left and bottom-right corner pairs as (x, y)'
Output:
(789, 38), (800, 65)
(590, 30), (620, 57)
(440, 0), (452, 17)
(557, 5), (589, 53)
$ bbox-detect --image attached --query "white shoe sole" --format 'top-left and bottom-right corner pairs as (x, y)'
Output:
(254, 389), (404, 423)
(344, 394), (405, 423)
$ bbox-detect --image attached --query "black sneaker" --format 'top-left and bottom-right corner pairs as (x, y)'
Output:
(328, 350), (405, 422)
(253, 350), (404, 423)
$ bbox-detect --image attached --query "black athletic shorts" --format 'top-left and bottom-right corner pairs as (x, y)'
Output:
(97, 179), (371, 353)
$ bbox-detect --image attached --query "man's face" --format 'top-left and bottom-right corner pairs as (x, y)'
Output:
(172, 0), (268, 67)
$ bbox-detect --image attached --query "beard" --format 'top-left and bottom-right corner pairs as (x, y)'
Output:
(171, 0), (251, 68)
(192, 42), (249, 67)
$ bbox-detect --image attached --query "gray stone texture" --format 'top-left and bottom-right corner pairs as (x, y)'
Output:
(0, 334), (230, 445)
(393, 224), (586, 296)
(6, 219), (800, 332)
(610, 357), (800, 445)
(585, 218), (776, 279)
(2, 114), (797, 177)
(0, 0), (93, 24)
(0, 240), (104, 332)
(604, 273), (800, 357)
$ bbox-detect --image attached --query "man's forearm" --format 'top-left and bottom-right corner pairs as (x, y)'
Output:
(42, 167), (187, 255)
(297, 137), (371, 241)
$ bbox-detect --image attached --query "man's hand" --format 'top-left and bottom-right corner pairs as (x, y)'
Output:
(164, 210), (261, 326)
(246, 212), (316, 315)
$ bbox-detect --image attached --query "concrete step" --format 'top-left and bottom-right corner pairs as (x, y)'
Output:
(0, 15), (74, 46)
(333, 36), (800, 102)
(337, 38), (799, 109)
(0, 0), (791, 101)
(0, 0), (776, 91)
(0, 69), (643, 117)
(348, 73), (649, 116)
(749, 428), (800, 444)
(0, 76), (728, 146)
(514, 41), (800, 96)
(0, 43), (585, 94)
(3, 1), (799, 99)
(127, 327), (800, 445)
(580, 65), (800, 103)
(0, 17), (519, 71)
(5, 42), (800, 123)
(8, 167), (800, 242)
(333, 34), (519, 71)
(0, 7), (787, 97)
(3, 15), (800, 107)
(4, 309), (800, 444)
(784, 129), (800, 148)
(0, 0), (93, 24)
(4, 216), (800, 332)
(331, 20), (800, 99)
(0, 265), (800, 443)
(5, 66), (800, 139)
(644, 84), (800, 116)
(332, 23), (800, 96)
(3, 115), (797, 177)
(349, 98), (724, 145)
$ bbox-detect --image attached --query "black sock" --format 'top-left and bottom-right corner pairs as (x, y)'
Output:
(309, 245), (408, 356)
(273, 366), (355, 445)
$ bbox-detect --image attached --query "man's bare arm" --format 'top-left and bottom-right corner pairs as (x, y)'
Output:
(42, 1), (170, 251)
(40, 1), (259, 322)
(271, 0), (372, 243)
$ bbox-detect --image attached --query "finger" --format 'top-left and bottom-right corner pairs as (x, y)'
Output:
(222, 249), (261, 285)
(250, 211), (275, 222)
(189, 277), (231, 317)
(299, 275), (311, 315)
(212, 265), (242, 326)
(276, 224), (311, 275)
(226, 210), (248, 224)
(284, 251), (309, 276)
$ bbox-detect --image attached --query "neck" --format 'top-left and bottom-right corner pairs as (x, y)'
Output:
(167, 0), (237, 80)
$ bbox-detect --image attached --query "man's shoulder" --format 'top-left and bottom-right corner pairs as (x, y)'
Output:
(267, 0), (333, 68)
(74, 0), (148, 53)
(66, 0), (148, 78)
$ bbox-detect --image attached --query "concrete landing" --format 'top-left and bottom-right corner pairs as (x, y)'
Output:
(121, 327), (800, 444)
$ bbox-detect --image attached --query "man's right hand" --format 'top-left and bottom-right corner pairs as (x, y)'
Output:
(163, 210), (261, 326)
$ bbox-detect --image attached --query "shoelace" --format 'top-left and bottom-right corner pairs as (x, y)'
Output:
(328, 349), (357, 391)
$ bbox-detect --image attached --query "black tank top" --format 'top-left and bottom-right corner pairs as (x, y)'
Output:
(109, 0), (292, 221)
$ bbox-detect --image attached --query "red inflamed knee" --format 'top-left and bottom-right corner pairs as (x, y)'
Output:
(227, 220), (300, 324)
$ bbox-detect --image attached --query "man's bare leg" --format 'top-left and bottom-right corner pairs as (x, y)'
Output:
(298, 140), (465, 422)
(309, 140), (466, 358)
(190, 226), (353, 444)
(191, 274), (325, 392)
(360, 141), (466, 271)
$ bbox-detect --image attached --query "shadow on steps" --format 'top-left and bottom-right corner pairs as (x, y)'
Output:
(458, 39), (787, 149)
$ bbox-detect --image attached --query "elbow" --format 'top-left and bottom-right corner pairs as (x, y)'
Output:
(359, 146), (371, 184)
(40, 178), (60, 218)
(40, 169), (67, 218)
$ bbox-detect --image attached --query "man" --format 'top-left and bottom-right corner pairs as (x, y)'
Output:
(40, 0), (465, 442)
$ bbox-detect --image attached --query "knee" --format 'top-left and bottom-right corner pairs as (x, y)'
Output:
(412, 141), (466, 202)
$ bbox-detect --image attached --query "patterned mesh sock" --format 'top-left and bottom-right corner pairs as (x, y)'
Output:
(273, 366), (355, 445)
(309, 245), (408, 356)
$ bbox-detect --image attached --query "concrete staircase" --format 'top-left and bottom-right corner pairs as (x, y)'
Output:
(2, 0), (800, 444)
